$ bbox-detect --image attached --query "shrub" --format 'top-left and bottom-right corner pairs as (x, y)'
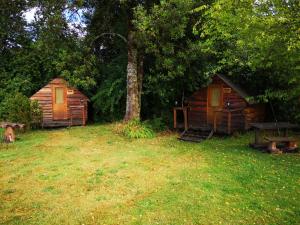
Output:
(114, 119), (155, 139)
(144, 117), (168, 132)
(0, 93), (42, 129)
(30, 100), (43, 129)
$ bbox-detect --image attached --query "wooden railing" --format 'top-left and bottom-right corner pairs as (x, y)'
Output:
(213, 108), (244, 134)
(173, 107), (190, 131)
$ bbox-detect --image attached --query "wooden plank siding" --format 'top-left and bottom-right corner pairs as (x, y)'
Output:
(30, 78), (88, 127)
(185, 75), (265, 134)
(188, 88), (207, 128)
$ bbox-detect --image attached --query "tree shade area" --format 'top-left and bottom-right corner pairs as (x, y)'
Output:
(0, 0), (299, 123)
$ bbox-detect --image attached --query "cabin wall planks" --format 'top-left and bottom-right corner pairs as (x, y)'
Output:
(30, 78), (88, 127)
(182, 75), (266, 134)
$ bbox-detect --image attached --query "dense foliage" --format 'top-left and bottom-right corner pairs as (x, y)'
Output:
(0, 0), (299, 124)
(134, 0), (209, 118)
(0, 93), (42, 129)
(197, 0), (300, 121)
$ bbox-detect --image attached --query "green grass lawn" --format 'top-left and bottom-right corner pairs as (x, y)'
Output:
(0, 124), (299, 225)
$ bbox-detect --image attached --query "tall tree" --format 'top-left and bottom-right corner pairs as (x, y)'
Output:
(86, 0), (157, 121)
(0, 0), (29, 53)
(0, 0), (31, 99)
(134, 0), (213, 120)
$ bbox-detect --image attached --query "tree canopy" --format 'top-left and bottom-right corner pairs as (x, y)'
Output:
(0, 0), (299, 123)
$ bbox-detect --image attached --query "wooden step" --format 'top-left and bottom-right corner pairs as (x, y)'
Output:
(188, 126), (212, 132)
(182, 133), (211, 139)
(179, 128), (214, 143)
(178, 136), (206, 143)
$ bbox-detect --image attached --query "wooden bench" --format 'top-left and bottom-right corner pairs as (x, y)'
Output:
(264, 137), (298, 153)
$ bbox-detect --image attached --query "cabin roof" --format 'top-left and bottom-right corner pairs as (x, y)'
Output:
(215, 74), (251, 103)
(30, 78), (89, 101)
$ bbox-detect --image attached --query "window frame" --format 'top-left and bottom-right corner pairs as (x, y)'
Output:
(55, 87), (65, 104)
(208, 85), (223, 108)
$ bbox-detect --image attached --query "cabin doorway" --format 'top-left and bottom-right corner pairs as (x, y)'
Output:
(207, 85), (223, 126)
(52, 86), (67, 120)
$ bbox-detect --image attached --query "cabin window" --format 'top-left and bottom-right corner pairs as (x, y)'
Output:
(55, 87), (64, 104)
(67, 90), (74, 95)
(210, 87), (221, 107)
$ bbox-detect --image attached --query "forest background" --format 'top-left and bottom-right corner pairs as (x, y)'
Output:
(0, 0), (299, 126)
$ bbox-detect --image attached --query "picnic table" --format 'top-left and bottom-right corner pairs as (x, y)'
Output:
(250, 122), (299, 152)
(1, 122), (25, 143)
(264, 136), (298, 153)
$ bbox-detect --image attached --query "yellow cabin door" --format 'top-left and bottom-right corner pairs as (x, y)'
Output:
(207, 85), (223, 125)
(52, 86), (68, 120)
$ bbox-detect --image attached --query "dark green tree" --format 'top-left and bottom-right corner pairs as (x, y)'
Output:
(134, 0), (212, 119)
(86, 0), (161, 121)
(196, 0), (300, 121)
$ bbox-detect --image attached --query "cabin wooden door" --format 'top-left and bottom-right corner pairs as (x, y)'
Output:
(207, 85), (223, 126)
(52, 86), (68, 120)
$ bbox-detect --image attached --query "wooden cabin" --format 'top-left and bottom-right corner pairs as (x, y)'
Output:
(174, 74), (265, 135)
(30, 78), (88, 127)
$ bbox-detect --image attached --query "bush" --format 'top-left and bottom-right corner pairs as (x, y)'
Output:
(30, 100), (43, 129)
(0, 93), (42, 129)
(114, 119), (155, 139)
(144, 117), (168, 132)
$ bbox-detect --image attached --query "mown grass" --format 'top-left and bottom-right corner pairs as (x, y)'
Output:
(0, 124), (299, 225)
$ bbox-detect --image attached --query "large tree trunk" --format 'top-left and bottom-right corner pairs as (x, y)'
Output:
(124, 30), (140, 121)
(137, 53), (144, 117)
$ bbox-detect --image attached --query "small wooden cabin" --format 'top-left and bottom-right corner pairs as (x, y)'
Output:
(174, 74), (265, 134)
(30, 78), (88, 127)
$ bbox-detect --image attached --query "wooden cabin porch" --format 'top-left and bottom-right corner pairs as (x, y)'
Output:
(173, 107), (247, 135)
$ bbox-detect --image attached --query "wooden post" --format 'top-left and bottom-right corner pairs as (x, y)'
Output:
(213, 111), (217, 132)
(68, 107), (71, 127)
(243, 109), (248, 130)
(173, 108), (177, 129)
(70, 113), (73, 126)
(70, 107), (73, 127)
(228, 111), (232, 134)
(82, 105), (85, 126)
(254, 129), (262, 145)
(284, 128), (288, 137)
(183, 108), (188, 131)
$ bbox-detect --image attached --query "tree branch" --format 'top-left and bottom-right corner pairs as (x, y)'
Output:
(93, 33), (128, 44)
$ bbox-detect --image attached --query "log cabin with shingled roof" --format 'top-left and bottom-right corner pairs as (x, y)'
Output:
(30, 78), (89, 127)
(174, 74), (265, 142)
